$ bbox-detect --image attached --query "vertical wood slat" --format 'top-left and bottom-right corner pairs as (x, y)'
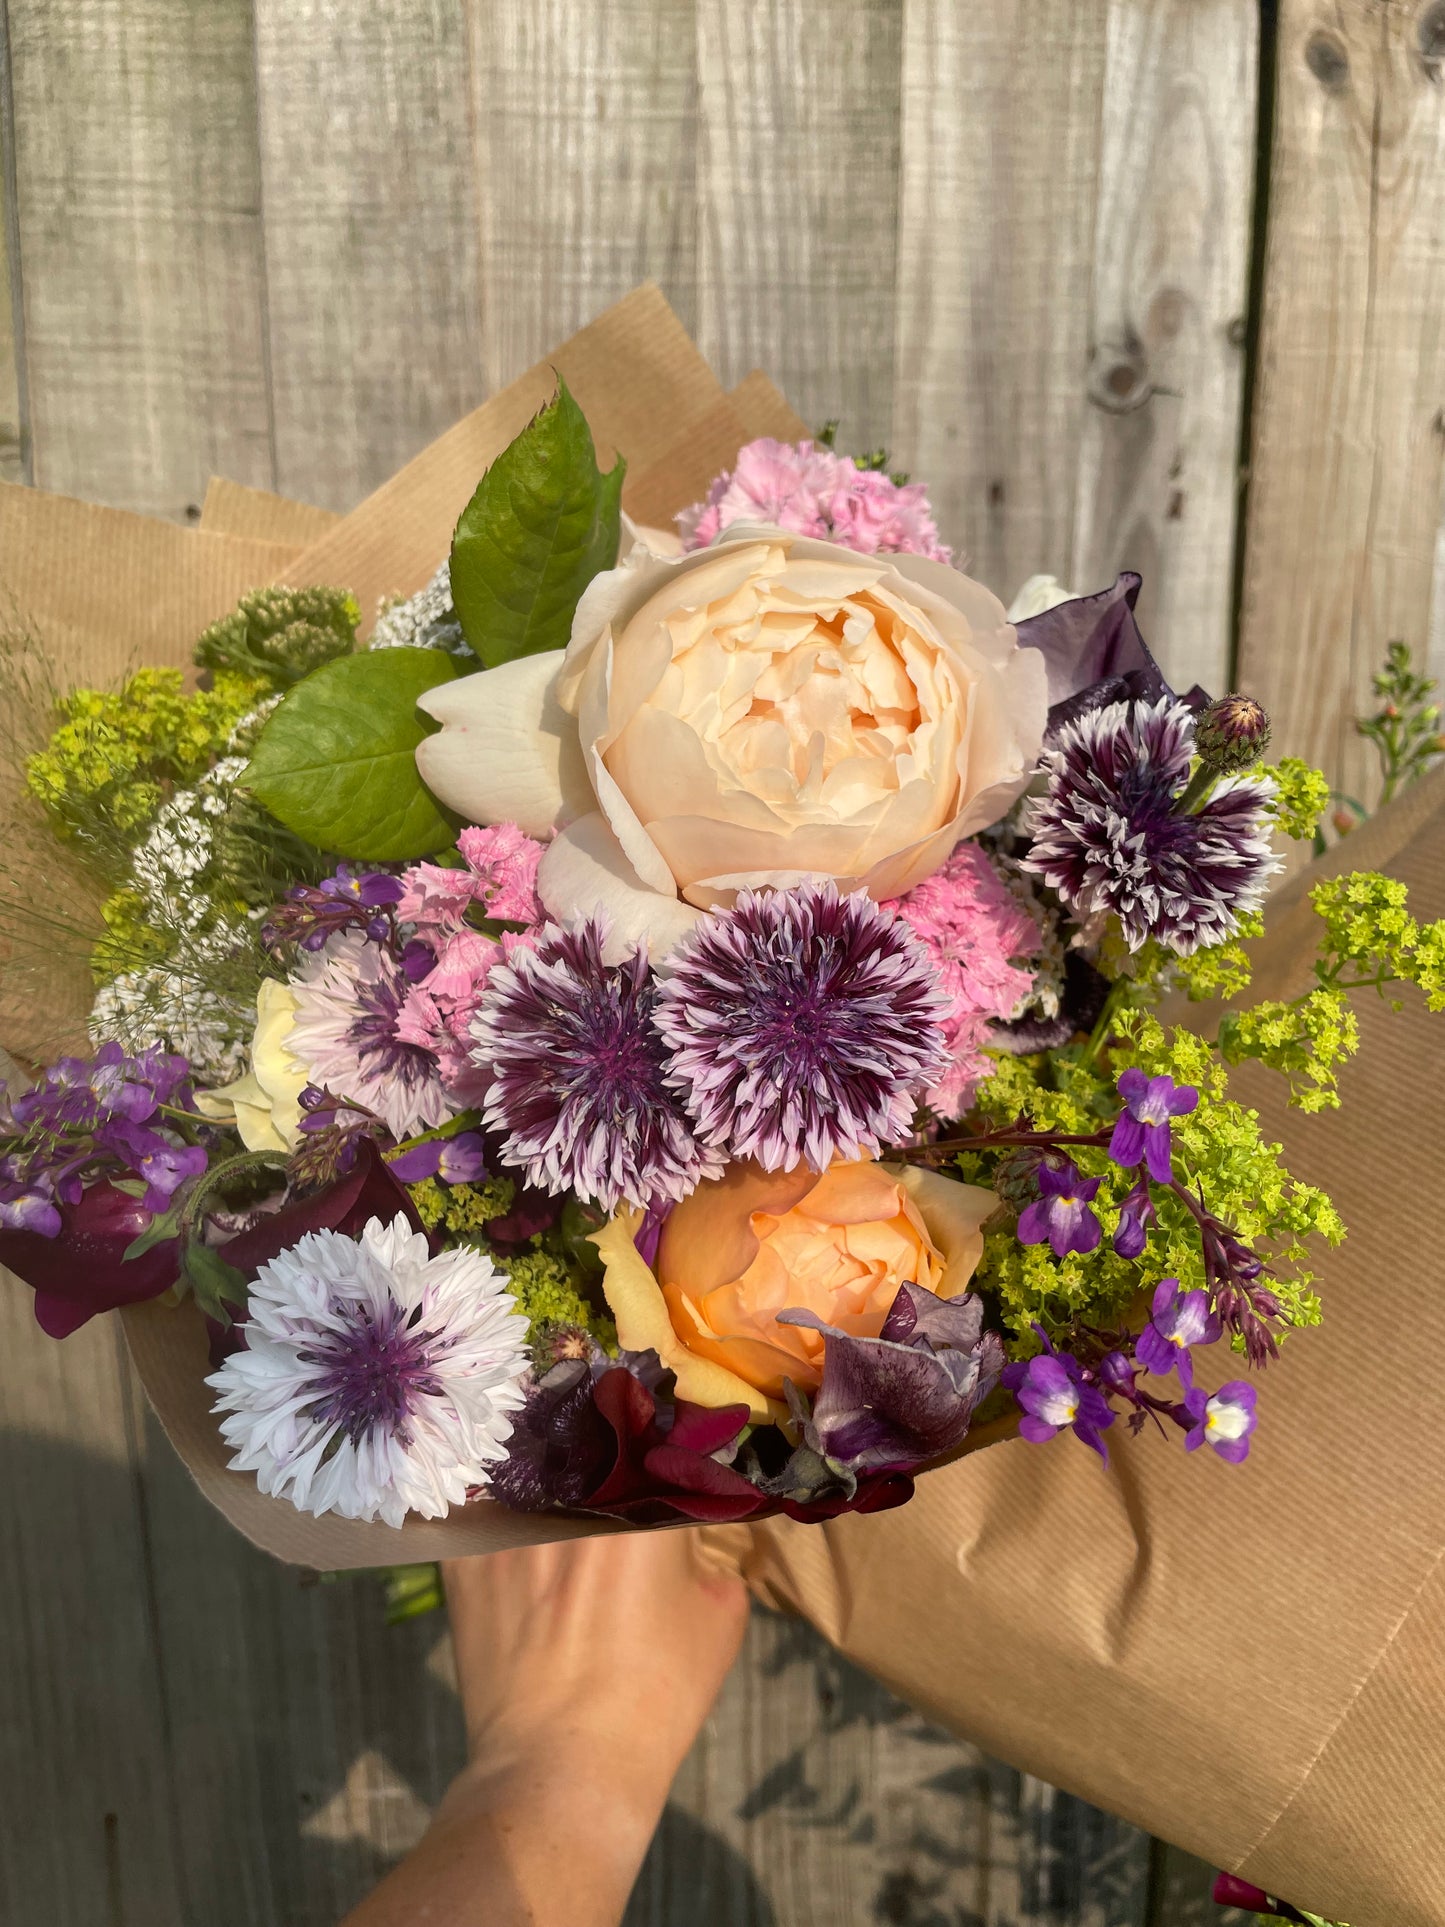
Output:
(4, 0), (273, 517)
(250, 0), (485, 514)
(0, 1300), (187, 1925)
(1237, 0), (1445, 798)
(1072, 0), (1257, 698)
(0, 0), (28, 484)
(693, 0), (904, 452)
(468, 0), (701, 391)
(891, 1), (1111, 613)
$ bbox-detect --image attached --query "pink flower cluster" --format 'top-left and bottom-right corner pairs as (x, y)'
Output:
(677, 438), (952, 564)
(892, 843), (1040, 1117)
(394, 824), (544, 1104)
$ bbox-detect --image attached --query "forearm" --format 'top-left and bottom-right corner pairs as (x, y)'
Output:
(340, 1739), (671, 1927)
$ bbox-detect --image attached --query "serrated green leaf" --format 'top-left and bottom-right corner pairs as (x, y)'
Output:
(245, 648), (459, 861)
(449, 374), (625, 668)
(184, 1238), (249, 1327)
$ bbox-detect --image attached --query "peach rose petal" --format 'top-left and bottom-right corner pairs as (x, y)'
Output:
(656, 1159), (819, 1297)
(415, 651), (590, 838)
(535, 810), (700, 962)
(592, 1210), (777, 1421)
(889, 1163), (996, 1297)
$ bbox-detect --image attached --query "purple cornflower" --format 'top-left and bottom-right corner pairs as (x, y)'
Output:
(1183, 1380), (1257, 1463)
(262, 865), (405, 953)
(654, 882), (949, 1173)
(386, 1131), (488, 1186)
(472, 919), (719, 1213)
(1112, 1173), (1154, 1259)
(1017, 1157), (1102, 1258)
(1004, 1338), (1114, 1460)
(1021, 696), (1279, 954)
(1109, 1068), (1197, 1182)
(1135, 1277), (1221, 1386)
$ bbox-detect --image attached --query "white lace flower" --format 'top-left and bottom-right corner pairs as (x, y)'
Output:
(206, 1215), (529, 1527)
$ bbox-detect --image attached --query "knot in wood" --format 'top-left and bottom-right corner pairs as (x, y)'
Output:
(1304, 31), (1350, 92)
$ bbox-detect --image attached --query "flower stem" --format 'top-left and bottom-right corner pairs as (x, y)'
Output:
(1175, 763), (1219, 814)
(1079, 979), (1129, 1070)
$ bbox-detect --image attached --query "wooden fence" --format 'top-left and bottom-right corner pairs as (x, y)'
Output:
(1, 2), (1441, 1922)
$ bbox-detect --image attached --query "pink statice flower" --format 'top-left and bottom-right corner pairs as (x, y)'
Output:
(891, 843), (1041, 1117)
(677, 438), (951, 563)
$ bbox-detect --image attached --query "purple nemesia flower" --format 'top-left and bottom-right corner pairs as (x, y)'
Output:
(1183, 1380), (1258, 1463)
(1003, 1337), (1114, 1460)
(1016, 1157), (1102, 1258)
(0, 1184), (62, 1237)
(654, 882), (950, 1173)
(262, 865), (404, 954)
(1109, 1068), (1198, 1182)
(472, 918), (719, 1213)
(386, 1131), (488, 1187)
(1112, 1173), (1155, 1258)
(1021, 696), (1279, 955)
(1097, 1349), (1139, 1399)
(101, 1125), (208, 1213)
(1135, 1277), (1222, 1386)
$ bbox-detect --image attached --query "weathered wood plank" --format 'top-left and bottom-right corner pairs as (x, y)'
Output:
(694, 0), (904, 453)
(4, 0), (273, 517)
(250, 0), (485, 513)
(1237, 0), (1445, 799)
(0, 0), (28, 486)
(468, 0), (700, 387)
(891, 1), (1109, 606)
(1071, 0), (1257, 697)
(0, 1297), (186, 1925)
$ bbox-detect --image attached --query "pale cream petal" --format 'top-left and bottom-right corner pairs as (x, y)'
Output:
(620, 512), (683, 559)
(888, 1164), (996, 1297)
(536, 810), (701, 960)
(1006, 573), (1076, 621)
(882, 551), (1014, 639)
(593, 1210), (776, 1420)
(416, 653), (591, 837)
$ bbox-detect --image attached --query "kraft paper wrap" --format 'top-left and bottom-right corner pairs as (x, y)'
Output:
(4, 286), (1440, 1926)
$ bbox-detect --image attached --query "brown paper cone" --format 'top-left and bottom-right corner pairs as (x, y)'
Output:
(725, 768), (1445, 1927)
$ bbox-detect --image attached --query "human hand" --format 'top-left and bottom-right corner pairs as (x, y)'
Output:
(342, 1528), (749, 1927)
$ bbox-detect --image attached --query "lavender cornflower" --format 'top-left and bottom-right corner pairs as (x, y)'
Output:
(1016, 1157), (1102, 1258)
(1022, 696), (1278, 954)
(1004, 1338), (1114, 1460)
(261, 865), (405, 954)
(654, 882), (949, 1173)
(1183, 1380), (1258, 1463)
(1109, 1069), (1197, 1182)
(472, 919), (718, 1213)
(1135, 1277), (1221, 1386)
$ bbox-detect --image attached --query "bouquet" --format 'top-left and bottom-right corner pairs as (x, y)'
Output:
(4, 343), (1443, 1544)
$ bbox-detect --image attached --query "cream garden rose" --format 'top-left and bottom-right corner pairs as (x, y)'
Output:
(416, 532), (1047, 956)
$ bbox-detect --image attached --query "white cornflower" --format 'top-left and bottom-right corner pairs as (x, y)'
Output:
(207, 1216), (530, 1527)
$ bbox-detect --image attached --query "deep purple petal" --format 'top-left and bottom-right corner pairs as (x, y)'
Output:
(1018, 1414), (1061, 1444)
(1016, 1200), (1051, 1246)
(1108, 1113), (1148, 1170)
(1142, 1121), (1175, 1184)
(1012, 572), (1175, 728)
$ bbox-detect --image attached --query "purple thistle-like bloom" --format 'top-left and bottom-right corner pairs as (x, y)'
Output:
(1004, 1339), (1114, 1461)
(1135, 1276), (1221, 1386)
(1021, 696), (1279, 954)
(472, 919), (718, 1213)
(1016, 1157), (1102, 1258)
(654, 882), (950, 1173)
(1109, 1068), (1197, 1182)
(1183, 1379), (1257, 1463)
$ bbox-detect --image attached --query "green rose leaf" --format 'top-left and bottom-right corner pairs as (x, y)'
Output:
(449, 373), (625, 668)
(245, 647), (459, 862)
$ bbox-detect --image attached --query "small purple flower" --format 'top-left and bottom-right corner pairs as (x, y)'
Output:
(1109, 1068), (1198, 1182)
(654, 882), (949, 1174)
(1097, 1349), (1139, 1400)
(1112, 1173), (1155, 1258)
(0, 1185), (62, 1237)
(1135, 1277), (1221, 1385)
(387, 1131), (488, 1186)
(1016, 1157), (1102, 1258)
(1004, 1340), (1114, 1460)
(262, 865), (404, 953)
(102, 1121), (209, 1212)
(1183, 1380), (1257, 1463)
